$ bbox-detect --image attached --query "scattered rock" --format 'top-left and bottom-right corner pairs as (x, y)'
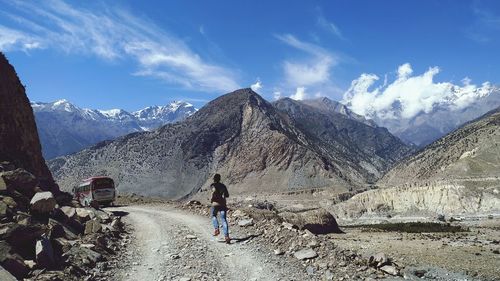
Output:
(238, 218), (254, 227)
(60, 206), (76, 219)
(293, 248), (318, 260)
(324, 270), (334, 280)
(380, 265), (399, 276)
(36, 236), (55, 268)
(64, 246), (102, 266)
(231, 209), (248, 218)
(84, 219), (102, 235)
(369, 252), (388, 268)
(306, 265), (315, 275)
(75, 208), (92, 222)
(185, 235), (197, 240)
(0, 265), (17, 281)
(273, 249), (284, 255)
(414, 269), (427, 277)
(30, 192), (57, 214)
(0, 169), (37, 197)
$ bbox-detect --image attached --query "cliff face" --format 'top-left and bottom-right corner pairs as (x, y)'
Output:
(0, 53), (55, 189)
(330, 181), (500, 220)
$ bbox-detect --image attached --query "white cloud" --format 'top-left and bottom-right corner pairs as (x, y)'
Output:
(317, 16), (345, 40)
(273, 91), (282, 100)
(250, 79), (262, 92)
(290, 87), (308, 100)
(0, 0), (239, 92)
(276, 34), (337, 88)
(342, 63), (494, 119)
(0, 25), (42, 51)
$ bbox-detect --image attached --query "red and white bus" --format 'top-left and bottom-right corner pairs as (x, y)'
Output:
(73, 177), (116, 207)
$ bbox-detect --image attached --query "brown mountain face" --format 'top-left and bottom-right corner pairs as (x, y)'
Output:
(274, 98), (413, 182)
(50, 89), (414, 199)
(0, 53), (55, 189)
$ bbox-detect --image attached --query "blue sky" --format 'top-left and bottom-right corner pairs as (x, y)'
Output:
(0, 0), (499, 112)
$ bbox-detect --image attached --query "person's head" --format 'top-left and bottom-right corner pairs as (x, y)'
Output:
(213, 173), (221, 183)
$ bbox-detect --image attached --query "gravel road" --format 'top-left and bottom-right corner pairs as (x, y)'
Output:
(110, 205), (309, 281)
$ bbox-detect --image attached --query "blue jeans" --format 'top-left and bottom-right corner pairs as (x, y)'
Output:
(211, 206), (229, 237)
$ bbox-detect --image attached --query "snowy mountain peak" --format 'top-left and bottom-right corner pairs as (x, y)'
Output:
(31, 99), (198, 158)
(132, 101), (196, 121)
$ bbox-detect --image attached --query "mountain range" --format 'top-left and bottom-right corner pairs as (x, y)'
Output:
(31, 99), (197, 159)
(362, 88), (500, 147)
(48, 89), (413, 199)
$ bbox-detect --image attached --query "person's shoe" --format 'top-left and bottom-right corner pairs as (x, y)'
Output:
(213, 228), (220, 236)
(225, 236), (231, 244)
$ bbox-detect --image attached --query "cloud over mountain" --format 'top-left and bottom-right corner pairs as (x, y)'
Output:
(342, 63), (495, 120)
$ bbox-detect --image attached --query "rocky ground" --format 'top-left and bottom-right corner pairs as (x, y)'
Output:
(96, 194), (500, 281)
(0, 161), (127, 281)
(334, 222), (500, 280)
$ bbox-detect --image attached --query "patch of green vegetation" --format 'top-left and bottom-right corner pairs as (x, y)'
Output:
(349, 222), (468, 233)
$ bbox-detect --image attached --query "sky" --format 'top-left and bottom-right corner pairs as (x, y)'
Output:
(0, 0), (499, 116)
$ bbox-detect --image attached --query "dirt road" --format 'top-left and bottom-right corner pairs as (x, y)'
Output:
(110, 205), (308, 281)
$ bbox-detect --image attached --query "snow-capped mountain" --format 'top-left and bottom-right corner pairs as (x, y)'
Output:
(31, 99), (197, 159)
(133, 101), (197, 130)
(346, 87), (500, 146)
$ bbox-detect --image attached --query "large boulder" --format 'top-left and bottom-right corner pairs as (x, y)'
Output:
(30, 191), (57, 214)
(0, 177), (7, 194)
(0, 265), (17, 281)
(60, 206), (76, 219)
(279, 208), (342, 234)
(0, 241), (12, 263)
(35, 236), (55, 268)
(63, 246), (102, 267)
(293, 248), (318, 260)
(0, 169), (37, 198)
(1, 254), (29, 279)
(0, 201), (8, 218)
(75, 208), (93, 222)
(48, 218), (80, 240)
(84, 220), (102, 235)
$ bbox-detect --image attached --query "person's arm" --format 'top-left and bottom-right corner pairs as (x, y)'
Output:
(223, 184), (229, 198)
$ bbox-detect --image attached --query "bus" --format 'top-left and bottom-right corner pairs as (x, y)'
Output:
(73, 177), (116, 207)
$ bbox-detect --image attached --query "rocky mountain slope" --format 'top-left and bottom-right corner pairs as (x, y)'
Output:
(32, 100), (197, 159)
(274, 98), (412, 181)
(331, 107), (500, 218)
(300, 97), (378, 127)
(381, 106), (500, 185)
(0, 53), (55, 189)
(49, 89), (412, 199)
(0, 52), (126, 280)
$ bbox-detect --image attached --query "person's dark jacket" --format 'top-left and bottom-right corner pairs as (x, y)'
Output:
(210, 182), (229, 207)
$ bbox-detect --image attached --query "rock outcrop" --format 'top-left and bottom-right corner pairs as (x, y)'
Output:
(0, 53), (55, 190)
(49, 89), (412, 199)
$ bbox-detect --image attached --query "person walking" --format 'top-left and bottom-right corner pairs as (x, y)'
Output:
(210, 174), (230, 243)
